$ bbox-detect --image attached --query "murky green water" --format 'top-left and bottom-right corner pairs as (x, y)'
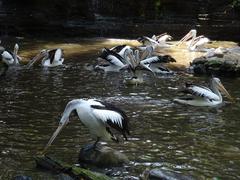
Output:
(0, 37), (240, 179)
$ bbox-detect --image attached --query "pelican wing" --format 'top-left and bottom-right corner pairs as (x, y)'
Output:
(184, 84), (220, 101)
(138, 36), (159, 46)
(100, 48), (126, 66)
(140, 56), (161, 65)
(91, 101), (130, 138)
(141, 55), (176, 65)
(106, 55), (125, 67)
(48, 49), (57, 64)
(110, 45), (127, 53)
(54, 49), (63, 61)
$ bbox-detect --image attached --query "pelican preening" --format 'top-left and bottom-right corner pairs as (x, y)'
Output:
(174, 78), (234, 107)
(43, 99), (130, 153)
(177, 29), (210, 51)
(27, 48), (64, 68)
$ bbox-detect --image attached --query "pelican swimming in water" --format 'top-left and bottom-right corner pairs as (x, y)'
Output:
(177, 29), (210, 52)
(41, 48), (64, 67)
(174, 77), (234, 107)
(0, 49), (14, 76)
(27, 48), (64, 67)
(42, 99), (130, 153)
(95, 47), (129, 72)
(152, 33), (173, 48)
(0, 43), (21, 76)
(123, 48), (163, 85)
(138, 33), (173, 50)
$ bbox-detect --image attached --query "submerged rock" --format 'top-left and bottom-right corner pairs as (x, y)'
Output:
(190, 51), (240, 76)
(141, 168), (194, 180)
(78, 144), (129, 167)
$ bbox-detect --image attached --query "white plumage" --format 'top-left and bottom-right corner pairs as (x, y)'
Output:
(41, 48), (64, 67)
(95, 47), (129, 72)
(174, 78), (234, 107)
(177, 29), (210, 52)
(43, 99), (130, 153)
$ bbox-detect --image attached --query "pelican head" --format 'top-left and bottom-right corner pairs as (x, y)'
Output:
(212, 78), (234, 102)
(177, 29), (197, 46)
(27, 49), (49, 68)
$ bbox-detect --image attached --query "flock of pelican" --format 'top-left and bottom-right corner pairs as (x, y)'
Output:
(0, 29), (236, 152)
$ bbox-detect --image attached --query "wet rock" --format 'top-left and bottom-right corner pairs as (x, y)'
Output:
(142, 168), (194, 180)
(78, 144), (129, 167)
(191, 52), (240, 76)
(14, 176), (32, 180)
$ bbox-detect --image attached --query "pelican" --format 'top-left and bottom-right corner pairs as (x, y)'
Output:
(0, 44), (21, 76)
(123, 48), (157, 85)
(95, 48), (129, 72)
(138, 34), (173, 50)
(42, 99), (130, 153)
(137, 36), (160, 50)
(177, 29), (210, 51)
(110, 44), (132, 58)
(0, 50), (15, 76)
(152, 33), (173, 48)
(28, 48), (64, 67)
(173, 77), (234, 107)
(42, 49), (64, 67)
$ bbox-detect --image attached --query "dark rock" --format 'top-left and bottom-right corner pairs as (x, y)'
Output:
(78, 144), (129, 167)
(13, 176), (32, 180)
(145, 168), (194, 180)
(191, 52), (240, 76)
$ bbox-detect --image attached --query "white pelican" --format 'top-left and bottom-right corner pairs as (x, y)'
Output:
(177, 29), (210, 51)
(41, 49), (64, 67)
(110, 44), (132, 58)
(174, 77), (234, 107)
(28, 48), (64, 67)
(123, 48), (156, 85)
(0, 50), (15, 76)
(95, 48), (129, 72)
(152, 33), (173, 48)
(137, 36), (161, 50)
(138, 34), (173, 49)
(0, 43), (21, 65)
(0, 43), (22, 76)
(42, 99), (130, 153)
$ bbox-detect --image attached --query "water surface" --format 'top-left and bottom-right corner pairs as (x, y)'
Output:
(0, 37), (240, 179)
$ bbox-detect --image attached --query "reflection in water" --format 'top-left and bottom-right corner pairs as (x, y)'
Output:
(0, 38), (240, 179)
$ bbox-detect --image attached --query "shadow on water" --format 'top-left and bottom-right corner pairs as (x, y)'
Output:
(0, 37), (240, 179)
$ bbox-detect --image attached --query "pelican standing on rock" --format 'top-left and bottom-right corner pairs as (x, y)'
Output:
(43, 99), (130, 153)
(174, 77), (234, 107)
